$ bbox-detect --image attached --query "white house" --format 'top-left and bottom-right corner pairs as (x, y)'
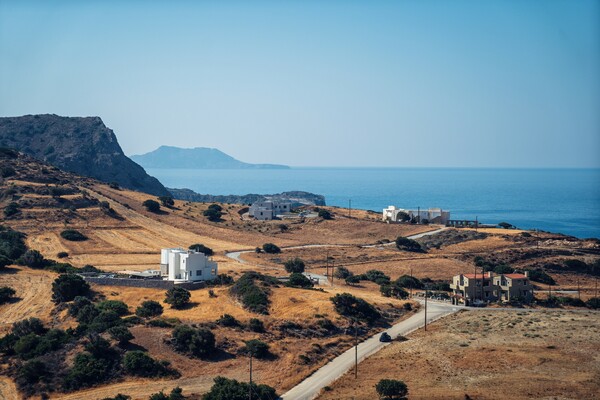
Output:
(249, 201), (293, 220)
(383, 206), (450, 224)
(160, 248), (218, 282)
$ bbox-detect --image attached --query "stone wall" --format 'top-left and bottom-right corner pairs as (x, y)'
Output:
(83, 277), (207, 290)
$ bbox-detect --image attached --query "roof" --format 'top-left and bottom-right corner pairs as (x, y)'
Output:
(462, 274), (491, 280)
(503, 273), (528, 280)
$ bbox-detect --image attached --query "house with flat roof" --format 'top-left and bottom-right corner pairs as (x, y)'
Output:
(383, 206), (450, 224)
(160, 248), (218, 282)
(249, 201), (293, 220)
(450, 271), (533, 304)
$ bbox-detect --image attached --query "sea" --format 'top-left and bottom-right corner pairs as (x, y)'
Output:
(146, 167), (600, 239)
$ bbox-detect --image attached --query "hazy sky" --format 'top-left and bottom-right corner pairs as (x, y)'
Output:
(1, 1), (599, 167)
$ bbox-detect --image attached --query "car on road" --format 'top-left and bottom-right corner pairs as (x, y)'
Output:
(379, 332), (392, 342)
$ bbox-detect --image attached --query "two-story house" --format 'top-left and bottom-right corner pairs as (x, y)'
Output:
(450, 271), (533, 304)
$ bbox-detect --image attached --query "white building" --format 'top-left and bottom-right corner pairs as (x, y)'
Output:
(249, 201), (293, 220)
(383, 206), (450, 224)
(160, 248), (218, 282)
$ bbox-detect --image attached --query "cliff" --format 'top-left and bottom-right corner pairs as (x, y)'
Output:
(0, 114), (169, 196)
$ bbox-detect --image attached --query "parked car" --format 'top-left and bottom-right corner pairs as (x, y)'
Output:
(379, 332), (392, 342)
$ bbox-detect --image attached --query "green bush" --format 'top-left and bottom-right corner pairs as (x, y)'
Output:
(216, 314), (240, 327)
(375, 379), (408, 399)
(3, 202), (20, 218)
(164, 287), (191, 309)
(103, 395), (131, 400)
(87, 310), (123, 334)
(318, 209), (333, 220)
(262, 243), (281, 254)
(395, 237), (423, 252)
(63, 352), (115, 390)
(158, 196), (175, 207)
(171, 325), (215, 359)
(97, 300), (129, 316)
(148, 387), (185, 400)
(242, 339), (270, 358)
(0, 286), (16, 304)
(334, 266), (352, 279)
(13, 329), (69, 360)
(287, 273), (313, 288)
(108, 326), (134, 344)
(17, 359), (49, 384)
(526, 269), (555, 285)
(229, 272), (273, 314)
(20, 249), (46, 268)
(586, 297), (600, 309)
(556, 297), (586, 307)
(143, 199), (161, 213)
(52, 274), (90, 303)
(284, 257), (305, 273)
(363, 270), (390, 285)
(188, 243), (214, 256)
(136, 300), (164, 318)
(57, 251), (69, 258)
(203, 376), (277, 400)
(395, 275), (423, 289)
(248, 318), (265, 333)
(203, 206), (222, 221)
(494, 264), (514, 274)
(380, 284), (409, 300)
(60, 229), (88, 241)
(0, 225), (27, 261)
(345, 275), (361, 285)
(331, 293), (381, 324)
(123, 351), (167, 377)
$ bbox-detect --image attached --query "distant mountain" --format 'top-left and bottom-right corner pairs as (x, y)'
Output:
(0, 114), (170, 196)
(131, 146), (290, 169)
(169, 188), (326, 206)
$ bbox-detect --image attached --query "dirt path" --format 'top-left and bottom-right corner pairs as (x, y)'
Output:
(0, 266), (54, 334)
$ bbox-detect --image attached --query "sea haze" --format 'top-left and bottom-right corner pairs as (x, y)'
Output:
(147, 167), (600, 239)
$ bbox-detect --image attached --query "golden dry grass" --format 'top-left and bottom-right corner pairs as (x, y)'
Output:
(318, 310), (600, 400)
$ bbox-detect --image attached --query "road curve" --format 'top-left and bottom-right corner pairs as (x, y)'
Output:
(280, 302), (458, 400)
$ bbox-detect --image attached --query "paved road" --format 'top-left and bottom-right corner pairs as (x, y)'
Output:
(280, 302), (458, 400)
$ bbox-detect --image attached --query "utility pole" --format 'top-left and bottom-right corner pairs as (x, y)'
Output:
(577, 278), (581, 300)
(354, 322), (358, 379)
(475, 216), (478, 232)
(410, 268), (413, 298)
(417, 206), (420, 224)
(424, 286), (428, 331)
(249, 352), (253, 400)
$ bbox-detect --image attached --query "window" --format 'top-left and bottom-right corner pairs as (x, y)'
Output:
(211, 269), (216, 275)
(196, 270), (202, 276)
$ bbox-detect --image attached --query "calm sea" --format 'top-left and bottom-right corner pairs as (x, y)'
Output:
(147, 168), (600, 239)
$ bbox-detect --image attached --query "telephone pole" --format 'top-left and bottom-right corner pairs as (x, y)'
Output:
(354, 322), (358, 378)
(424, 286), (428, 332)
(249, 352), (253, 400)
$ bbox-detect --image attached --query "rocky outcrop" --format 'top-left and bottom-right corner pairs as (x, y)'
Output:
(169, 188), (326, 206)
(0, 114), (169, 196)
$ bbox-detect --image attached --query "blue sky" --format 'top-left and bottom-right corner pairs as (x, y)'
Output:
(1, 0), (599, 167)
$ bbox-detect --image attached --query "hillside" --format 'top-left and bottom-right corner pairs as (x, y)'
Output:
(131, 145), (290, 169)
(0, 114), (169, 196)
(169, 188), (326, 206)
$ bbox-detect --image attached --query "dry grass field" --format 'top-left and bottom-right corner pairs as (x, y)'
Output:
(318, 309), (600, 400)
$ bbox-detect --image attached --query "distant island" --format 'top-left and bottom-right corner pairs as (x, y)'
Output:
(131, 146), (290, 169)
(169, 188), (326, 206)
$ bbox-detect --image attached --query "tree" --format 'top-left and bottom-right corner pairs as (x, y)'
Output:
(20, 249), (45, 268)
(284, 257), (305, 273)
(364, 270), (390, 285)
(208, 204), (223, 212)
(52, 274), (90, 303)
(60, 229), (88, 241)
(164, 287), (191, 309)
(0, 286), (16, 304)
(395, 275), (423, 289)
(380, 284), (409, 299)
(148, 388), (184, 400)
(108, 326), (134, 345)
(3, 202), (20, 218)
(123, 351), (165, 377)
(143, 199), (161, 213)
(203, 376), (277, 400)
(334, 266), (352, 279)
(248, 318), (265, 333)
(395, 237), (423, 253)
(216, 314), (240, 327)
(204, 205), (223, 222)
(375, 379), (408, 399)
(262, 243), (281, 254)
(158, 196), (175, 207)
(331, 293), (381, 324)
(171, 325), (215, 358)
(587, 297), (600, 309)
(188, 243), (213, 256)
(345, 275), (361, 286)
(97, 300), (129, 316)
(493, 264), (514, 274)
(242, 339), (270, 358)
(287, 273), (314, 288)
(136, 300), (163, 318)
(318, 209), (333, 220)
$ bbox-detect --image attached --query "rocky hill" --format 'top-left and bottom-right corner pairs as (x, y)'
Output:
(169, 188), (326, 206)
(131, 145), (290, 169)
(0, 114), (169, 196)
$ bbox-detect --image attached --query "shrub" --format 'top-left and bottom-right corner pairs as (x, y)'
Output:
(284, 257), (305, 273)
(171, 325), (216, 358)
(229, 272), (273, 314)
(164, 287), (191, 309)
(108, 182), (120, 190)
(216, 314), (240, 327)
(375, 379), (408, 399)
(242, 339), (270, 358)
(203, 207), (222, 222)
(262, 243), (281, 254)
(208, 274), (234, 285)
(395, 275), (423, 289)
(52, 274), (90, 303)
(0, 286), (16, 304)
(1, 166), (16, 178)
(380, 284), (409, 299)
(81, 264), (101, 273)
(84, 335), (112, 357)
(248, 318), (265, 333)
(12, 318), (46, 336)
(63, 352), (115, 390)
(556, 297), (586, 307)
(287, 273), (313, 288)
(142, 199), (161, 213)
(494, 264), (514, 274)
(14, 329), (69, 359)
(331, 293), (381, 324)
(318, 209), (333, 220)
(587, 297), (600, 309)
(3, 202), (20, 217)
(69, 296), (94, 317)
(123, 351), (167, 377)
(60, 229), (88, 241)
(108, 325), (134, 344)
(526, 269), (555, 285)
(57, 251), (69, 258)
(20, 249), (45, 268)
(345, 275), (361, 285)
(97, 300), (129, 316)
(255, 247), (262, 254)
(17, 359), (49, 385)
(395, 237), (423, 252)
(158, 196), (175, 207)
(87, 310), (123, 333)
(149, 387), (185, 400)
(334, 266), (352, 279)
(0, 225), (27, 261)
(103, 395), (131, 400)
(363, 270), (390, 285)
(203, 376), (277, 400)
(136, 300), (164, 318)
(188, 243), (214, 256)
(208, 204), (223, 212)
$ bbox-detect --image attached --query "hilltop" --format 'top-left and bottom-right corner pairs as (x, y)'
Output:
(131, 145), (290, 169)
(0, 114), (169, 196)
